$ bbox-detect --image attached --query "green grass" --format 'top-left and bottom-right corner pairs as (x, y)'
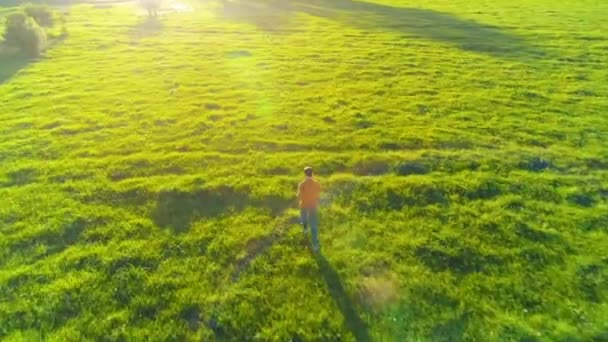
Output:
(1, 0), (607, 340)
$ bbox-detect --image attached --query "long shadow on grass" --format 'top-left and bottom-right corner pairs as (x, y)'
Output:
(220, 0), (542, 59)
(0, 53), (31, 85)
(1, 34), (68, 85)
(0, 168), (37, 187)
(3, 218), (87, 268)
(220, 0), (294, 31)
(151, 188), (291, 233)
(315, 253), (371, 342)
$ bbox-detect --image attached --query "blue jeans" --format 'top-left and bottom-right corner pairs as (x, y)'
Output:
(300, 207), (319, 249)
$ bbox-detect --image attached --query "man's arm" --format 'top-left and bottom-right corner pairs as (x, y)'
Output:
(297, 182), (303, 200)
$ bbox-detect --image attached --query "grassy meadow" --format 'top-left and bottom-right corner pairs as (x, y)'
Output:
(1, 0), (607, 340)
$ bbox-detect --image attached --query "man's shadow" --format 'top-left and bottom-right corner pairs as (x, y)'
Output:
(314, 253), (371, 342)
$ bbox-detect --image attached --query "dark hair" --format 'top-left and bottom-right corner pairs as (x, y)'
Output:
(304, 167), (313, 177)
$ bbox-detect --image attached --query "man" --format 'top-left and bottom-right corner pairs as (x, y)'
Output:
(297, 167), (321, 251)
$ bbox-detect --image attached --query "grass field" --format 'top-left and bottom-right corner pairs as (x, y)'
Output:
(1, 0), (607, 340)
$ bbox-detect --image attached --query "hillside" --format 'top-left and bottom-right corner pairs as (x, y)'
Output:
(1, 0), (607, 340)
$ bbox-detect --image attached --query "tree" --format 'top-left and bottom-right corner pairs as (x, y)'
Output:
(142, 0), (161, 17)
(3, 12), (47, 57)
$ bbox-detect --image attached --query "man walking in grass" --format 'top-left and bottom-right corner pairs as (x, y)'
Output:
(298, 167), (321, 252)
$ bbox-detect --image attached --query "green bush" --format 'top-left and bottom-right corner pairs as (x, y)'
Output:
(3, 13), (27, 44)
(352, 156), (391, 175)
(3, 12), (47, 57)
(24, 4), (55, 27)
(394, 160), (430, 175)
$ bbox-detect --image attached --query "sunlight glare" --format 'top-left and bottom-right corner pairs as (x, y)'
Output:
(168, 1), (192, 12)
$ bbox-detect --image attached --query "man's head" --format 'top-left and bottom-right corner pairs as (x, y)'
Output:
(304, 166), (313, 177)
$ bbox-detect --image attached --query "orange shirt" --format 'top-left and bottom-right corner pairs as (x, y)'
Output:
(298, 177), (320, 209)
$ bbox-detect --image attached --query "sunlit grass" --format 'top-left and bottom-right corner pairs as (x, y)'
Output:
(1, 0), (607, 340)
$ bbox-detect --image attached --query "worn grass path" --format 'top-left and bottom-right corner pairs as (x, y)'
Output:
(1, 0), (607, 340)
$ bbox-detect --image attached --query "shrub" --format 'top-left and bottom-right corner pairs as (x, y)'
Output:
(518, 155), (551, 172)
(24, 4), (55, 27)
(3, 13), (27, 43)
(352, 156), (391, 176)
(394, 160), (430, 176)
(3, 12), (47, 57)
(567, 190), (594, 207)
